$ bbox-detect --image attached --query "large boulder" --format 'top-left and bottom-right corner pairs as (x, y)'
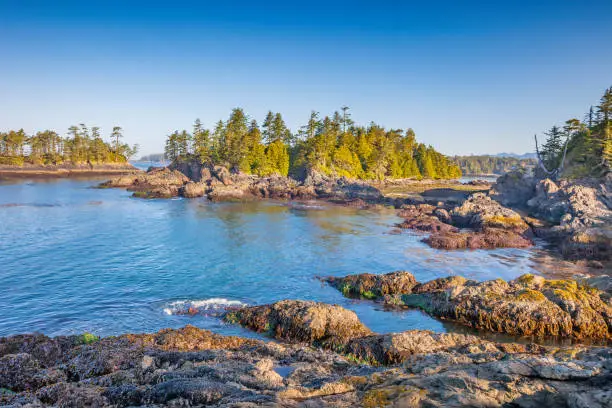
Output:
(180, 181), (207, 198)
(451, 192), (530, 233)
(489, 170), (537, 207)
(305, 169), (383, 203)
(169, 158), (206, 182)
(212, 165), (232, 186)
(224, 300), (372, 348)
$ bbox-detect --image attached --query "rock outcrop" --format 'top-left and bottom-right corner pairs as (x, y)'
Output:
(396, 193), (534, 250)
(100, 167), (190, 198)
(326, 272), (612, 341)
(490, 171), (612, 262)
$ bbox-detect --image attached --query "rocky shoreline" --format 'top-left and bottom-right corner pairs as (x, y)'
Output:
(99, 163), (385, 206)
(0, 163), (139, 178)
(2, 294), (612, 407)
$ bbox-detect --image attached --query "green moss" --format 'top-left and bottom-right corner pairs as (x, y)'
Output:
(78, 332), (99, 345)
(552, 289), (579, 302)
(224, 311), (240, 324)
(361, 290), (378, 299)
(0, 388), (15, 395)
(344, 353), (377, 366)
(546, 280), (578, 292)
(515, 289), (546, 302)
(399, 294), (432, 313)
(132, 191), (150, 198)
(484, 215), (525, 229)
(341, 283), (353, 296)
(516, 274), (535, 285)
(362, 386), (417, 408)
(362, 388), (391, 407)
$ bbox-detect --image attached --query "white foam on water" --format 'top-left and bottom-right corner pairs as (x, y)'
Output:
(163, 298), (247, 315)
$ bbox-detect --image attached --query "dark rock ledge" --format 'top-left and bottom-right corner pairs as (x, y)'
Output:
(2, 300), (612, 407)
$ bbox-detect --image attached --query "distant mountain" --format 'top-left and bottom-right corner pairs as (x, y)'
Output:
(452, 154), (536, 176)
(493, 152), (537, 160)
(137, 153), (166, 162)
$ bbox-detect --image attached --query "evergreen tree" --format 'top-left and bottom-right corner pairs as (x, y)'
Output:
(540, 125), (565, 170)
(111, 126), (124, 162)
(193, 119), (210, 162)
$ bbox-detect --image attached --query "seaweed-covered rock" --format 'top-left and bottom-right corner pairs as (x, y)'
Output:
(224, 300), (372, 348)
(326, 272), (612, 340)
(392, 274), (612, 340)
(324, 271), (418, 299)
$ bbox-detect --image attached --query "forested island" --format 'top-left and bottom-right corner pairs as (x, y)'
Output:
(0, 125), (138, 167)
(164, 108), (462, 180)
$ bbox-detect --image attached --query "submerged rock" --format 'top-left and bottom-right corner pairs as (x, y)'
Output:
(326, 272), (612, 340)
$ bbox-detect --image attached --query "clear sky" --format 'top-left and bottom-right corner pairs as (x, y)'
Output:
(1, 0), (611, 156)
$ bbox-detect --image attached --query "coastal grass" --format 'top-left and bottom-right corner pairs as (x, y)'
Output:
(77, 332), (100, 345)
(380, 183), (490, 195)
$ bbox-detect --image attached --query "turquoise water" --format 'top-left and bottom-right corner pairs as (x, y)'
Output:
(0, 177), (587, 338)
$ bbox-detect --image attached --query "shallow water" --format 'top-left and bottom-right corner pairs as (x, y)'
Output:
(0, 177), (593, 339)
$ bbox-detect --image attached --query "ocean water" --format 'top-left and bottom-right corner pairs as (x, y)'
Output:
(0, 177), (590, 339)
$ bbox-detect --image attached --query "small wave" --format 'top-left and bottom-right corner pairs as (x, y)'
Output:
(163, 298), (246, 316)
(0, 203), (60, 208)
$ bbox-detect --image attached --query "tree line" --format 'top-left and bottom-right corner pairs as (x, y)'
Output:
(452, 155), (536, 175)
(0, 125), (138, 166)
(537, 86), (612, 178)
(164, 108), (461, 180)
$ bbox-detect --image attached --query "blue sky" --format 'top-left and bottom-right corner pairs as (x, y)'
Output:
(0, 1), (611, 156)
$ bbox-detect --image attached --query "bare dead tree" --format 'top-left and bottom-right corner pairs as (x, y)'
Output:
(534, 133), (571, 180)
